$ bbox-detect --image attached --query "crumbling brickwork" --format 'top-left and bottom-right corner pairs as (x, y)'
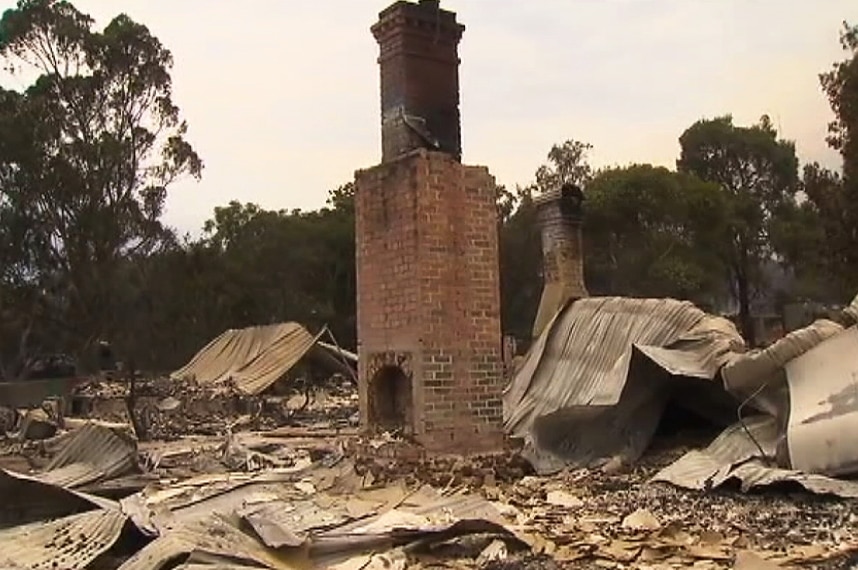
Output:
(356, 150), (504, 451)
(532, 186), (589, 339)
(371, 0), (464, 162)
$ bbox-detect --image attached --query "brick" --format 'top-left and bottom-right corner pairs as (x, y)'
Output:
(356, 2), (503, 453)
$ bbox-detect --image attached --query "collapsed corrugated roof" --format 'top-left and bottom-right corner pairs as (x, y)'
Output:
(0, 508), (128, 570)
(504, 297), (744, 473)
(721, 319), (844, 416)
(652, 414), (858, 499)
(171, 323), (350, 395)
(605, 290), (858, 496)
(115, 456), (522, 569)
(0, 468), (116, 529)
(37, 422), (138, 489)
(784, 326), (858, 476)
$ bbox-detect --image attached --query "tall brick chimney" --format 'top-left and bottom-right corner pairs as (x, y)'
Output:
(532, 184), (589, 339)
(354, 1), (504, 452)
(371, 0), (464, 162)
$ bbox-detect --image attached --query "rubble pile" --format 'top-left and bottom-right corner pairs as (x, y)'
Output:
(489, 450), (858, 568)
(69, 374), (359, 441)
(2, 419), (857, 569)
(1, 308), (858, 568)
(353, 447), (534, 488)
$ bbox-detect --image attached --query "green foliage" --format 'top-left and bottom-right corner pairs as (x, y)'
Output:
(767, 177), (831, 301)
(794, 22), (858, 297)
(584, 164), (728, 304)
(499, 185), (540, 340)
(204, 196), (355, 340)
(820, 22), (858, 182)
(499, 140), (733, 339)
(0, 0), (201, 365)
(534, 139), (593, 191)
(0, 1), (854, 371)
(498, 140), (595, 339)
(677, 115), (799, 344)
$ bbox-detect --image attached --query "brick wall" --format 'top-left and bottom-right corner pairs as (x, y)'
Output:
(371, 0), (465, 162)
(532, 188), (589, 339)
(355, 150), (503, 452)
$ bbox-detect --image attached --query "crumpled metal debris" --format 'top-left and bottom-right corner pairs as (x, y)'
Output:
(504, 297), (744, 473)
(507, 290), (858, 498)
(0, 508), (127, 570)
(660, 323), (858, 497)
(171, 322), (355, 396)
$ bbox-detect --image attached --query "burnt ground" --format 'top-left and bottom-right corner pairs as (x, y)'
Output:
(1, 381), (856, 569)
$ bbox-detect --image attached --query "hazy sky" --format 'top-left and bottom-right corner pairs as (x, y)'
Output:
(9, 1), (858, 234)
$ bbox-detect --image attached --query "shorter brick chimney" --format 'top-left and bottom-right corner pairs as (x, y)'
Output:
(532, 184), (588, 338)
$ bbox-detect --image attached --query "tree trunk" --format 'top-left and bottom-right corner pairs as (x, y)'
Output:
(736, 244), (756, 347)
(737, 273), (756, 347)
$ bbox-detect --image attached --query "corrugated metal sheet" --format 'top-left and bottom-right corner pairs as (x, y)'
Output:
(310, 489), (520, 568)
(120, 468), (316, 536)
(118, 514), (296, 570)
(721, 319), (844, 415)
(171, 323), (324, 395)
(652, 415), (779, 490)
(727, 461), (858, 497)
(119, 488), (514, 570)
(504, 297), (743, 472)
(784, 326), (858, 476)
(0, 468), (117, 529)
(0, 508), (127, 570)
(652, 414), (858, 498)
(240, 499), (353, 548)
(37, 421), (138, 489)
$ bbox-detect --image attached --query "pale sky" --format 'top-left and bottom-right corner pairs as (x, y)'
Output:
(8, 1), (858, 234)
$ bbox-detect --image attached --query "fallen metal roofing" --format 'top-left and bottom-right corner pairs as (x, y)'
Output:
(118, 513), (296, 570)
(170, 323), (333, 395)
(652, 416), (779, 490)
(117, 461), (521, 570)
(0, 508), (127, 570)
(784, 326), (858, 476)
(0, 467), (116, 529)
(37, 421), (138, 489)
(504, 297), (744, 473)
(652, 318), (858, 498)
(721, 319), (844, 416)
(652, 415), (858, 499)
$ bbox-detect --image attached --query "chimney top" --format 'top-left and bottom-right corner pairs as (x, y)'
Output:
(371, 0), (466, 162)
(373, 1), (464, 42)
(534, 183), (585, 222)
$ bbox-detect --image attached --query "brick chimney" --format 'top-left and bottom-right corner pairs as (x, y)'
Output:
(371, 0), (464, 162)
(532, 184), (589, 339)
(355, 1), (503, 452)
